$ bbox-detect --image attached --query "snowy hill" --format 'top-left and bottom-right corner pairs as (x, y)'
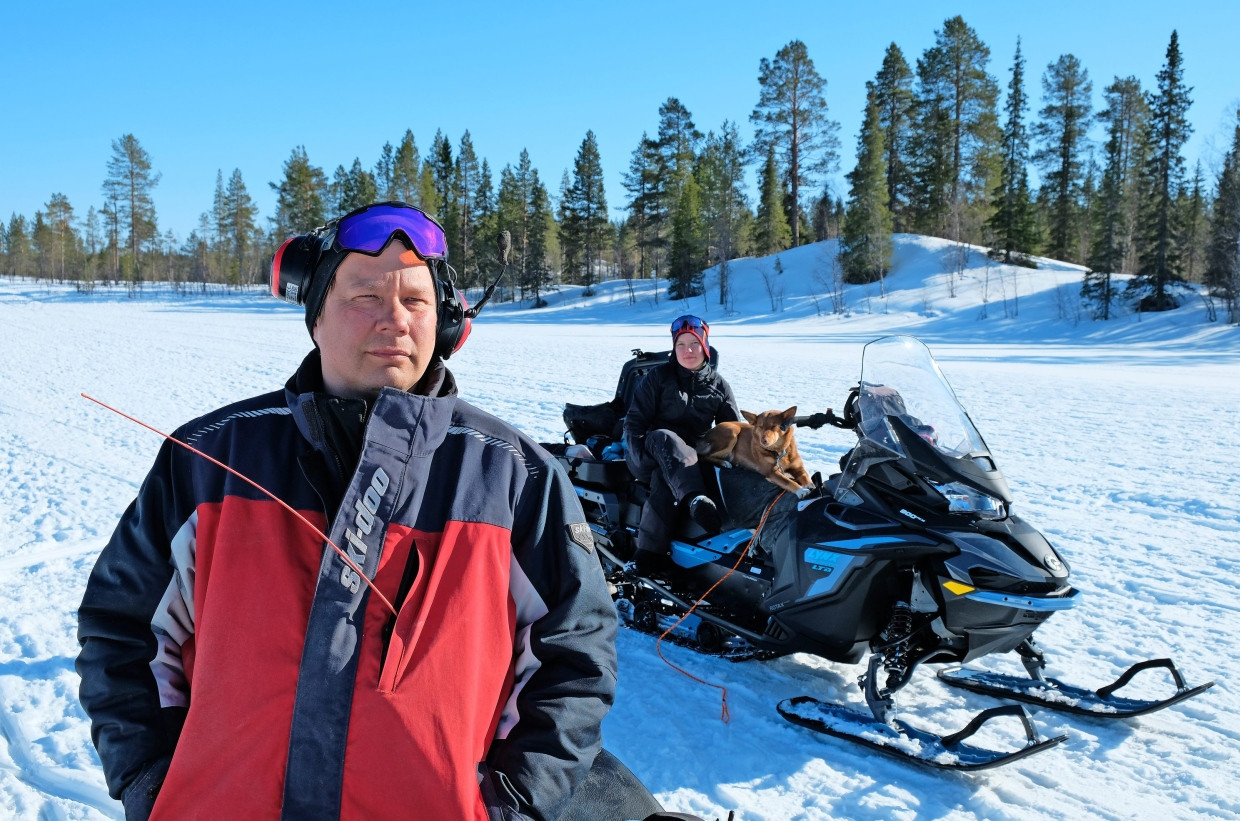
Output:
(481, 233), (1236, 349)
(0, 237), (1237, 820)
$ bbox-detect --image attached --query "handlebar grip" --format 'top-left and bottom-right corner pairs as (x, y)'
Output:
(785, 411), (837, 430)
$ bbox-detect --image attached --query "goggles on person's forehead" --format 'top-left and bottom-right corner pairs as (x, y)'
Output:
(671, 315), (708, 335)
(327, 202), (448, 260)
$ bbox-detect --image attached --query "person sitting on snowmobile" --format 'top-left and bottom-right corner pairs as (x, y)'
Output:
(624, 315), (741, 575)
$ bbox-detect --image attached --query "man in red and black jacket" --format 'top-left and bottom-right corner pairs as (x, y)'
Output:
(76, 203), (629, 821)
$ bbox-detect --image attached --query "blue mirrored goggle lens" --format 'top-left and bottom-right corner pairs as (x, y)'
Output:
(336, 204), (447, 259)
(671, 315), (707, 334)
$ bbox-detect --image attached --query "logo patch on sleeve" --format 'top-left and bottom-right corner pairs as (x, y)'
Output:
(566, 522), (594, 553)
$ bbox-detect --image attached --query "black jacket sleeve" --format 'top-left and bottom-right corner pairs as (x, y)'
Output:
(484, 450), (619, 821)
(716, 375), (741, 424)
(76, 438), (190, 801)
(622, 369), (661, 482)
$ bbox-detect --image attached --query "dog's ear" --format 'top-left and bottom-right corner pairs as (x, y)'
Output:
(741, 410), (758, 424)
(783, 406), (797, 420)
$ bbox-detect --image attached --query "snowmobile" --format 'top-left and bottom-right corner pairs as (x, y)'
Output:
(547, 335), (1213, 770)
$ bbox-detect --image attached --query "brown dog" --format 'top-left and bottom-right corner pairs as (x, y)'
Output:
(697, 406), (812, 494)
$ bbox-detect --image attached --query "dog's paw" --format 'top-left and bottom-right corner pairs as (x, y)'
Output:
(795, 484), (815, 500)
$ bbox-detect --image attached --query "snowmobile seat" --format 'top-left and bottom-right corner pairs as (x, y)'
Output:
(562, 346), (719, 444)
(545, 441), (631, 491)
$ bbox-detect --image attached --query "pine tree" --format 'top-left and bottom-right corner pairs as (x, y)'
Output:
(751, 40), (840, 247)
(1089, 77), (1149, 280)
(31, 211), (53, 280)
(987, 38), (1039, 264)
(270, 146), (327, 238)
(525, 172), (555, 305)
(211, 170), (229, 259)
(697, 120), (750, 305)
(454, 131), (482, 286)
(374, 142), (395, 201)
(1179, 163), (1207, 283)
(840, 94), (894, 285)
(1205, 114), (1240, 320)
(392, 130), (421, 205)
(909, 17), (1001, 241)
(417, 162), (439, 217)
(1130, 30), (1193, 311)
(430, 131), (457, 263)
(332, 158), (377, 215)
(622, 133), (663, 281)
(84, 207), (101, 257)
(1033, 54), (1092, 262)
(753, 146), (792, 255)
(223, 169), (258, 285)
(5, 214), (31, 278)
(470, 158), (497, 282)
(496, 149), (551, 304)
(43, 193), (77, 283)
(559, 131), (609, 292)
(869, 43), (916, 231)
(102, 134), (161, 272)
(655, 97), (702, 207)
(669, 172), (707, 299)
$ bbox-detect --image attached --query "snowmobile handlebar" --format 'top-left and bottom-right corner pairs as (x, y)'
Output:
(784, 410), (854, 430)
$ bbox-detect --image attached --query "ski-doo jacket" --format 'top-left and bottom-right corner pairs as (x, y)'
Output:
(76, 353), (618, 821)
(623, 358), (740, 482)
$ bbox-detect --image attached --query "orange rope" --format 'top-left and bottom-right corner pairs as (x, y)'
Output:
(655, 490), (787, 722)
(82, 393), (398, 618)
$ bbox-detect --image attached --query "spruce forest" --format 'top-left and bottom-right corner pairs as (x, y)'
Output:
(4, 18), (1238, 323)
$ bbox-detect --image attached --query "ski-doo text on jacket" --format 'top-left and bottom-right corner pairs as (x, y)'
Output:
(76, 352), (618, 821)
(623, 358), (741, 482)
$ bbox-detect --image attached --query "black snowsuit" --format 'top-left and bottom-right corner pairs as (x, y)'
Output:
(623, 358), (740, 557)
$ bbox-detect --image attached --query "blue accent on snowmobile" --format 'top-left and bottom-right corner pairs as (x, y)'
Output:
(669, 529), (754, 568)
(963, 588), (1080, 612)
(812, 535), (914, 551)
(803, 551), (863, 597)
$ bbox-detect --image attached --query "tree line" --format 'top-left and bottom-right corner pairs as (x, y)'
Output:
(3, 17), (1237, 322)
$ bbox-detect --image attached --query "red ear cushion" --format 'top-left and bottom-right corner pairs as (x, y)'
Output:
(451, 288), (471, 355)
(271, 237), (296, 299)
(453, 316), (472, 355)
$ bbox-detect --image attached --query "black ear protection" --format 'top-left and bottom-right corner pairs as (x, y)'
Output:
(432, 262), (471, 360)
(270, 220), (472, 360)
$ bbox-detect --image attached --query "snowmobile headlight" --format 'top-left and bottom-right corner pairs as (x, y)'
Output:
(934, 481), (1006, 520)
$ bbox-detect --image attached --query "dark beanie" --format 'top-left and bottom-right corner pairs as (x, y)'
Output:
(302, 242), (350, 338)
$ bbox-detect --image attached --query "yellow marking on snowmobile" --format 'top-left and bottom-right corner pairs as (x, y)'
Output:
(942, 581), (976, 596)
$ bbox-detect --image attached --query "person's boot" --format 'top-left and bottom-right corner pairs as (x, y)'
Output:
(687, 495), (721, 534)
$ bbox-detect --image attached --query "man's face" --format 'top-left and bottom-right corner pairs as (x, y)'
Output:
(312, 241), (438, 399)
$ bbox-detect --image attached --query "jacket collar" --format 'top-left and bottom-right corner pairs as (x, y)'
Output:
(285, 350), (459, 457)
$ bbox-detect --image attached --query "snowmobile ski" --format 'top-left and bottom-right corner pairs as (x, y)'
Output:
(937, 658), (1215, 719)
(777, 697), (1066, 771)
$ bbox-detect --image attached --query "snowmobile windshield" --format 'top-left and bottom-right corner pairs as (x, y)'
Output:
(836, 336), (995, 499)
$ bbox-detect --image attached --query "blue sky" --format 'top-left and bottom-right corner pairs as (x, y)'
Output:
(4, 1), (1238, 241)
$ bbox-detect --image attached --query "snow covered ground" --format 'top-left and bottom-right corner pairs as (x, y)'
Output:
(1, 236), (1237, 820)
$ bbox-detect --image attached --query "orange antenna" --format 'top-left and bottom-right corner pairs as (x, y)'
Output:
(82, 393), (398, 618)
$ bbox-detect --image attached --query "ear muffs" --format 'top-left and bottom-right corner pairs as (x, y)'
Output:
(435, 274), (472, 360)
(274, 230), (470, 359)
(270, 233), (324, 306)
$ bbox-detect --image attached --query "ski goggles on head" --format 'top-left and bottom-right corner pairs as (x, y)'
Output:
(327, 202), (448, 261)
(670, 315), (708, 336)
